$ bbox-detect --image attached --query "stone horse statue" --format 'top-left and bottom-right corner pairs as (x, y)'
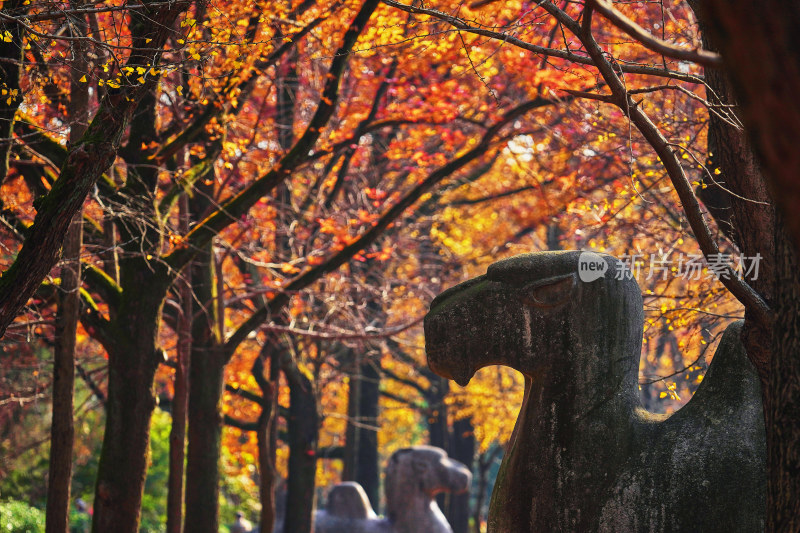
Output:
(424, 251), (766, 532)
(314, 446), (472, 533)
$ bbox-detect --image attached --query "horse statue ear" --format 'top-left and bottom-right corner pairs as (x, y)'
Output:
(518, 273), (575, 308)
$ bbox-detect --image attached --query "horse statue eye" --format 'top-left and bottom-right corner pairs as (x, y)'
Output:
(518, 274), (575, 308)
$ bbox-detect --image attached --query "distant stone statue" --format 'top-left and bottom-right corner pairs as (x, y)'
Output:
(424, 251), (766, 532)
(323, 482), (378, 521)
(314, 446), (472, 533)
(230, 511), (253, 533)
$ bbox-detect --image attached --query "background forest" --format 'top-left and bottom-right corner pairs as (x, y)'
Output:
(0, 0), (794, 532)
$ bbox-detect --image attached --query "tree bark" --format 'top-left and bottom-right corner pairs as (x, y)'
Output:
(91, 266), (171, 533)
(46, 21), (89, 528)
(356, 356), (381, 509)
(343, 348), (381, 510)
(343, 349), (360, 483)
(426, 374), (451, 512)
(46, 214), (81, 533)
(697, 2), (800, 529)
(699, 1), (800, 251)
(166, 195), (191, 533)
(447, 418), (475, 533)
(427, 376), (450, 450)
(184, 234), (226, 533)
(768, 214), (800, 532)
(282, 351), (319, 533)
(691, 0), (776, 381)
(254, 352), (279, 533)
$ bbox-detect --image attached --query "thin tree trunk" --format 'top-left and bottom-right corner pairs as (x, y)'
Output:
(426, 374), (450, 512)
(343, 349), (361, 483)
(46, 215), (81, 533)
(254, 351), (278, 532)
(447, 418), (475, 533)
(166, 195), (191, 533)
(46, 17), (89, 527)
(352, 353), (380, 509)
(282, 351), (319, 533)
(184, 345), (225, 533)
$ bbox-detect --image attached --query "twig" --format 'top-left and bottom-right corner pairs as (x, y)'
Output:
(589, 0), (722, 68)
(381, 0), (705, 84)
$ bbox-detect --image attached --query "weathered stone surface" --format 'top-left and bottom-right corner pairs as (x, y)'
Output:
(314, 446), (472, 533)
(425, 251), (766, 532)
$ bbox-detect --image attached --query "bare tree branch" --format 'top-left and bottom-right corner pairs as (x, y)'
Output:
(589, 0), (722, 67)
(539, 0), (772, 326)
(381, 0), (704, 84)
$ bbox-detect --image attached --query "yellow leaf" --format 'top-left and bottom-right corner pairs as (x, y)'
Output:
(79, 75), (87, 82)
(2, 31), (12, 43)
(297, 362), (314, 383)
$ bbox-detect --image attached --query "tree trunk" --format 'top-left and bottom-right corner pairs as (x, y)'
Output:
(691, 5), (776, 380)
(166, 196), (191, 533)
(427, 376), (450, 450)
(46, 15), (89, 528)
(447, 418), (475, 533)
(91, 276), (167, 533)
(282, 351), (319, 533)
(426, 374), (451, 512)
(767, 215), (800, 532)
(184, 343), (225, 533)
(695, 3), (800, 529)
(184, 234), (225, 533)
(46, 214), (81, 533)
(344, 352), (381, 510)
(343, 350), (360, 483)
(255, 351), (279, 533)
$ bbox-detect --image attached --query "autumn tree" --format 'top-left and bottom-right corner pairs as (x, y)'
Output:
(375, 0), (800, 530)
(2, 0), (566, 531)
(2, 1), (785, 533)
